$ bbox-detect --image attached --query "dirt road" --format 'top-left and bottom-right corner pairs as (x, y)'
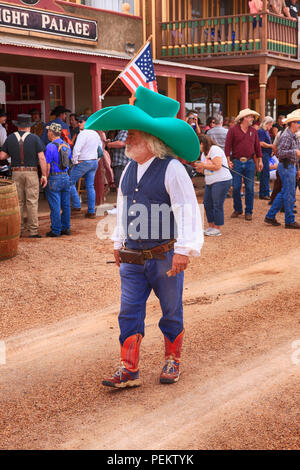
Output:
(0, 197), (299, 450)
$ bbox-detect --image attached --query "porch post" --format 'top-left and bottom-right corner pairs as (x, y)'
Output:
(262, 0), (268, 53)
(176, 75), (186, 120)
(90, 62), (103, 207)
(259, 63), (268, 119)
(90, 62), (102, 113)
(239, 79), (249, 110)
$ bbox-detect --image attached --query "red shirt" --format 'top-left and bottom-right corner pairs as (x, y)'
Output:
(225, 124), (262, 160)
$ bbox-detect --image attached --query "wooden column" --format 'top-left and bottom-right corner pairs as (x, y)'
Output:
(90, 62), (102, 113)
(262, 0), (268, 53)
(240, 79), (249, 110)
(90, 62), (103, 206)
(176, 75), (186, 121)
(259, 63), (268, 119)
(142, 0), (147, 44)
(155, 0), (162, 59)
(152, 0), (157, 59)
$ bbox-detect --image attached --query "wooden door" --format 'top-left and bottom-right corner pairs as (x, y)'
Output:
(42, 76), (65, 122)
(227, 85), (240, 118)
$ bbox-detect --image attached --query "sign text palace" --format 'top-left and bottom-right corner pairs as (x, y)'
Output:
(0, 2), (98, 42)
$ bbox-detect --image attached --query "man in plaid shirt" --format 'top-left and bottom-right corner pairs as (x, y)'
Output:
(265, 110), (300, 229)
(107, 130), (130, 189)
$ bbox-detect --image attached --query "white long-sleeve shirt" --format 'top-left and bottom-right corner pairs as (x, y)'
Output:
(112, 157), (204, 257)
(72, 129), (102, 164)
(0, 125), (7, 147)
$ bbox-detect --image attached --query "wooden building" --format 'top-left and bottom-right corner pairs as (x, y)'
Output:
(0, 0), (251, 126)
(144, 0), (300, 120)
(0, 0), (145, 125)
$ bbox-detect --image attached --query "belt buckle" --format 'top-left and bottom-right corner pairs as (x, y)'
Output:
(143, 249), (153, 260)
(240, 157), (247, 163)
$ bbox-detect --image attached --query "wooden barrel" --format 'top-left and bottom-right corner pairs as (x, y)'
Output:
(0, 180), (21, 260)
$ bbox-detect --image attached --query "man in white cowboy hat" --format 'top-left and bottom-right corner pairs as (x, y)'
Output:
(225, 108), (263, 221)
(86, 86), (203, 388)
(265, 109), (300, 229)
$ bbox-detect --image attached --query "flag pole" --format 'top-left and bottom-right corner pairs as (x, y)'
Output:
(100, 34), (153, 101)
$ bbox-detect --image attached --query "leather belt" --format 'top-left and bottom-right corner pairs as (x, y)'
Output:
(236, 157), (253, 163)
(78, 159), (97, 163)
(12, 167), (37, 172)
(50, 172), (68, 176)
(120, 239), (176, 265)
(142, 239), (176, 260)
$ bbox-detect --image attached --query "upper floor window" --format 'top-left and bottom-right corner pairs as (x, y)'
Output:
(83, 0), (136, 14)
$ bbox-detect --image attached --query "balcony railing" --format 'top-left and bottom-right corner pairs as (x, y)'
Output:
(160, 12), (298, 60)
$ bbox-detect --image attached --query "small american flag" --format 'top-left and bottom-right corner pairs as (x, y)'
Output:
(120, 41), (158, 95)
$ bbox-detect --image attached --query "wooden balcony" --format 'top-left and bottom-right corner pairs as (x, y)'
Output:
(160, 12), (298, 62)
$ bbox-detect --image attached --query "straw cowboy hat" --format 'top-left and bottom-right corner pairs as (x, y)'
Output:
(282, 109), (300, 124)
(85, 86), (200, 162)
(235, 108), (260, 122)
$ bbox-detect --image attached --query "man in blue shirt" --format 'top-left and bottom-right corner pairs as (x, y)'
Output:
(41, 106), (71, 146)
(44, 122), (72, 237)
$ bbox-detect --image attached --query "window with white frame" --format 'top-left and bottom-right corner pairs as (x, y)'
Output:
(84, 0), (136, 14)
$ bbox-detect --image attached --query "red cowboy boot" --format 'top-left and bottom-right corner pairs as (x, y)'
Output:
(160, 330), (184, 384)
(102, 334), (142, 388)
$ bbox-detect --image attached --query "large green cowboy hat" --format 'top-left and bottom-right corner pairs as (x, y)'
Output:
(85, 86), (200, 162)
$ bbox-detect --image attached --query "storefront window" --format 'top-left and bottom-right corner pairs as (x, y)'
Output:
(49, 84), (63, 110)
(186, 82), (225, 125)
(20, 84), (36, 100)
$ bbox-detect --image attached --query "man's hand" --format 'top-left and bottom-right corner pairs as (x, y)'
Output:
(40, 175), (47, 188)
(114, 250), (121, 267)
(227, 159), (233, 169)
(168, 254), (190, 276)
(0, 151), (8, 161)
(194, 161), (205, 173)
(257, 159), (263, 172)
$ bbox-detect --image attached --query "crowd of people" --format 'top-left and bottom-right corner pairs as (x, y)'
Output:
(0, 107), (128, 237)
(186, 107), (300, 233)
(0, 99), (299, 239)
(248, 0), (299, 20)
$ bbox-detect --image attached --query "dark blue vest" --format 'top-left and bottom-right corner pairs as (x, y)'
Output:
(121, 156), (176, 250)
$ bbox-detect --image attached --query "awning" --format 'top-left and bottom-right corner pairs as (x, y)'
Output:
(0, 37), (252, 77)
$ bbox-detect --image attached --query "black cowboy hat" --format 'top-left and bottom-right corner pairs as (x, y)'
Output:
(12, 114), (34, 127)
(29, 108), (40, 115)
(78, 114), (89, 122)
(51, 105), (71, 116)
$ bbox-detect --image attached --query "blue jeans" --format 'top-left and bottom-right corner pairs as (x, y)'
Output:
(259, 154), (270, 197)
(45, 174), (71, 235)
(266, 162), (296, 224)
(232, 159), (255, 215)
(204, 179), (232, 226)
(118, 250), (184, 345)
(70, 160), (98, 213)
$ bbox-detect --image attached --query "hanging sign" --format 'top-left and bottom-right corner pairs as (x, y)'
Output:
(0, 2), (98, 42)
